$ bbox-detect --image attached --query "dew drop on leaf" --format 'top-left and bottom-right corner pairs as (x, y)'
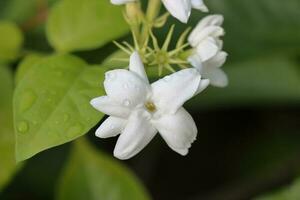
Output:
(17, 121), (29, 134)
(19, 89), (37, 112)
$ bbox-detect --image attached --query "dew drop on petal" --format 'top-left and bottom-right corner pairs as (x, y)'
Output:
(110, 125), (115, 129)
(106, 72), (116, 81)
(134, 85), (140, 91)
(17, 121), (29, 134)
(163, 76), (171, 82)
(123, 83), (129, 89)
(123, 99), (131, 107)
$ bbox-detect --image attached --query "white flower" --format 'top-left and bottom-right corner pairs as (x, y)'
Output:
(188, 14), (228, 87)
(90, 52), (209, 160)
(110, 0), (208, 23)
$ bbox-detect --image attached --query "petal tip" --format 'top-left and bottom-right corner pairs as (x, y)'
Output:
(178, 148), (189, 156)
(113, 149), (130, 160)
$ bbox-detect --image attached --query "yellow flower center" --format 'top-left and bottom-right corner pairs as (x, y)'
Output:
(145, 101), (156, 113)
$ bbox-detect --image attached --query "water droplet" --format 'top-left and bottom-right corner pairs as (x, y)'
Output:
(123, 99), (131, 106)
(17, 121), (29, 134)
(63, 114), (70, 122)
(110, 125), (115, 129)
(106, 72), (115, 81)
(123, 83), (129, 89)
(163, 76), (171, 82)
(19, 90), (37, 112)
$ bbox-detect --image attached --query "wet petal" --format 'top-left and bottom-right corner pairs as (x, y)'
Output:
(153, 107), (197, 156)
(104, 69), (150, 107)
(95, 116), (126, 138)
(113, 110), (157, 160)
(90, 96), (131, 118)
(151, 68), (201, 114)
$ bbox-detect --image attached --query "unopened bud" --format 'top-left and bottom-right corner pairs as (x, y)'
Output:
(125, 2), (143, 25)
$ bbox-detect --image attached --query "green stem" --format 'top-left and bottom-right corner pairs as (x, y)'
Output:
(146, 0), (161, 22)
(140, 0), (161, 47)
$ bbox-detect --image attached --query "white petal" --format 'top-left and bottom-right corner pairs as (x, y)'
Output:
(189, 26), (224, 47)
(151, 69), (201, 114)
(95, 116), (126, 138)
(187, 56), (210, 94)
(162, 0), (191, 23)
(129, 52), (149, 83)
(204, 51), (228, 68)
(202, 67), (228, 87)
(90, 96), (131, 118)
(152, 107), (197, 156)
(195, 37), (219, 62)
(196, 79), (210, 94)
(188, 14), (224, 46)
(114, 110), (157, 160)
(111, 0), (135, 5)
(191, 0), (208, 12)
(197, 14), (224, 29)
(188, 53), (203, 71)
(104, 69), (150, 107)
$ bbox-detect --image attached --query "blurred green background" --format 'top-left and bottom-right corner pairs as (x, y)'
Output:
(0, 0), (300, 200)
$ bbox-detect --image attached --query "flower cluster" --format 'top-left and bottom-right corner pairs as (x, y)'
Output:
(91, 0), (228, 159)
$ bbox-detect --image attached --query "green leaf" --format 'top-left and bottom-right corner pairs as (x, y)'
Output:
(56, 139), (151, 200)
(0, 66), (21, 191)
(15, 54), (45, 85)
(14, 54), (106, 161)
(0, 21), (23, 63)
(203, 0), (300, 62)
(254, 178), (300, 200)
(0, 0), (38, 23)
(46, 0), (129, 52)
